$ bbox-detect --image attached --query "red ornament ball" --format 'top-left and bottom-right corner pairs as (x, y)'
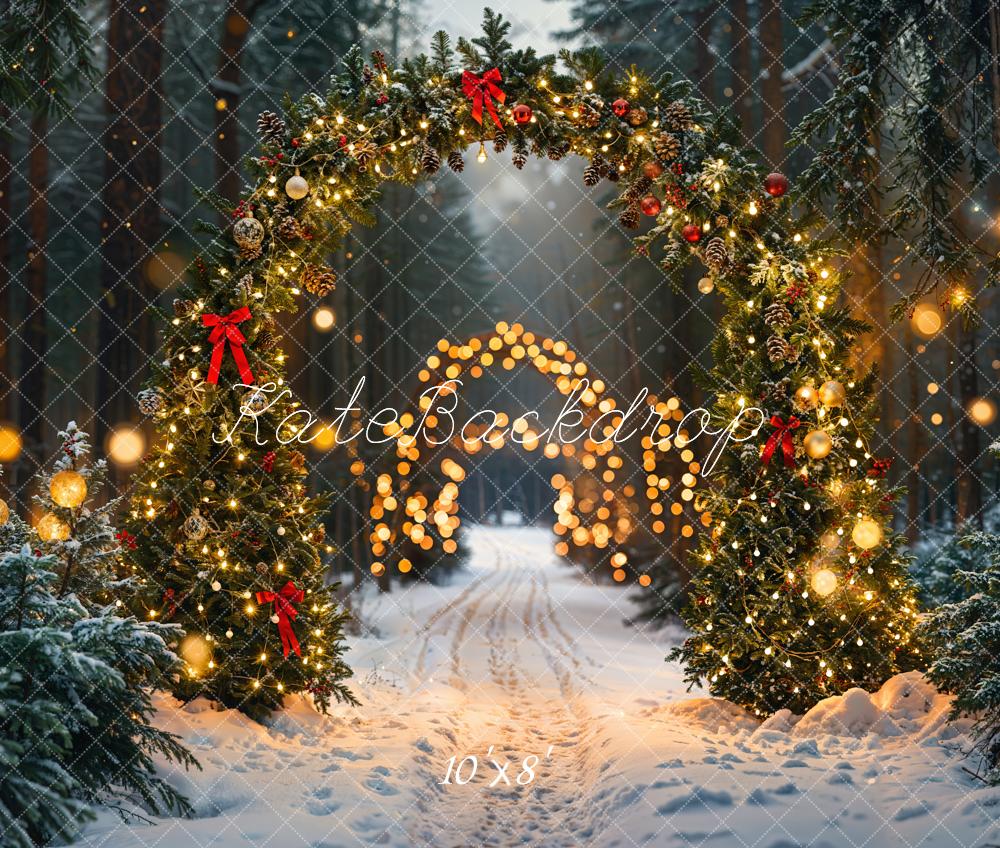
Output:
(641, 160), (664, 179)
(681, 224), (701, 243)
(640, 195), (662, 217)
(512, 104), (533, 125)
(612, 98), (630, 117)
(764, 172), (789, 197)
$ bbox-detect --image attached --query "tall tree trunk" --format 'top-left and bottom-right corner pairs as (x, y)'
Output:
(730, 0), (753, 132)
(694, 5), (717, 105)
(0, 108), (12, 423)
(19, 112), (49, 478)
(904, 326), (924, 544)
(954, 321), (982, 526)
(96, 0), (167, 456)
(759, 0), (786, 166)
(213, 0), (258, 215)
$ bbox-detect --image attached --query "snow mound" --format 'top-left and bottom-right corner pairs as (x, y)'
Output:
(788, 672), (957, 741)
(664, 697), (759, 733)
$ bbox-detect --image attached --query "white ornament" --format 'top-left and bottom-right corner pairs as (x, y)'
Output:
(270, 614), (280, 624)
(285, 174), (310, 200)
(211, 580), (222, 591)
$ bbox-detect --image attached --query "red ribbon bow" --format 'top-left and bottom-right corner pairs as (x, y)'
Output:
(461, 68), (506, 128)
(256, 580), (305, 658)
(202, 306), (254, 385)
(762, 415), (800, 468)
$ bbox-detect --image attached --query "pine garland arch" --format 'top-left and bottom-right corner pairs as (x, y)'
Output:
(128, 7), (921, 718)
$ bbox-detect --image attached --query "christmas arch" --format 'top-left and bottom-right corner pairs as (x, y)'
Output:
(128, 7), (921, 718)
(363, 323), (707, 585)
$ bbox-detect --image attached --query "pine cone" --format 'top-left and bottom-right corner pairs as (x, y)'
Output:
(447, 150), (464, 173)
(289, 450), (306, 471)
(301, 263), (337, 297)
(547, 141), (570, 161)
(312, 523), (326, 545)
(173, 298), (195, 318)
(583, 160), (602, 187)
(511, 150), (527, 170)
(257, 110), (286, 145)
(715, 214), (729, 228)
(653, 132), (681, 163)
(627, 106), (648, 126)
(352, 139), (378, 169)
(236, 273), (254, 298)
(623, 175), (653, 203)
(256, 324), (279, 351)
(764, 301), (793, 329)
(277, 215), (302, 241)
(492, 128), (508, 153)
(703, 237), (729, 270)
(661, 100), (693, 132)
(137, 388), (165, 416)
(239, 243), (262, 262)
(420, 143), (441, 174)
(766, 335), (791, 363)
(618, 205), (640, 230)
(576, 103), (601, 128)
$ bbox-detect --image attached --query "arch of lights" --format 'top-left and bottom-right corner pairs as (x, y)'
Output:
(351, 321), (714, 585)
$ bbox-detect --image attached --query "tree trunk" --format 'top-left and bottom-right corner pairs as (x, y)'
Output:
(213, 0), (257, 215)
(19, 111), (49, 473)
(758, 0), (786, 166)
(0, 108), (12, 423)
(694, 6), (717, 105)
(904, 326), (924, 544)
(730, 0), (753, 132)
(954, 321), (982, 527)
(96, 0), (167, 455)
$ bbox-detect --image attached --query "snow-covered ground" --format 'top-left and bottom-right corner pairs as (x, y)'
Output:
(80, 526), (1000, 847)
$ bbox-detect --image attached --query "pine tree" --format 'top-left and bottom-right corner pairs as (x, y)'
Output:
(31, 422), (128, 607)
(0, 546), (197, 847)
(924, 441), (1000, 781)
(125, 264), (356, 720)
(665, 166), (923, 715)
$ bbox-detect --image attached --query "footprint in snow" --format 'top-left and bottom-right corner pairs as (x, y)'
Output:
(331, 747), (373, 761)
(656, 787), (734, 815)
(305, 798), (341, 816)
(414, 737), (434, 753)
(366, 775), (399, 796)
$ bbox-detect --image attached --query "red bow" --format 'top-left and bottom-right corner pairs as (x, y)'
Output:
(762, 415), (800, 468)
(256, 580), (304, 658)
(461, 68), (506, 128)
(202, 306), (254, 385)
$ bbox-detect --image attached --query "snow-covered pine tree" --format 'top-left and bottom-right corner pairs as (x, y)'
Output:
(31, 422), (129, 608)
(0, 546), (197, 847)
(923, 440), (1000, 782)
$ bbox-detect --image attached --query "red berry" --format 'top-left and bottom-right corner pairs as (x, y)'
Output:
(764, 172), (789, 197)
(681, 223), (701, 243)
(512, 103), (533, 124)
(612, 98), (630, 117)
(291, 138), (300, 148)
(640, 195), (661, 216)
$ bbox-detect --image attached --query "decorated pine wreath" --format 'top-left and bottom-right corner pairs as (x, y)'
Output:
(127, 7), (920, 718)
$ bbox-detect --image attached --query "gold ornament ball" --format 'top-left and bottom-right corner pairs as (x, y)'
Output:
(820, 530), (841, 550)
(852, 517), (883, 550)
(285, 174), (310, 200)
(0, 498), (8, 526)
(794, 385), (819, 410)
(811, 567), (838, 597)
(37, 512), (71, 542)
(179, 635), (212, 673)
(697, 276), (715, 294)
(819, 380), (846, 407)
(0, 424), (22, 462)
(50, 469), (87, 508)
(804, 429), (833, 460)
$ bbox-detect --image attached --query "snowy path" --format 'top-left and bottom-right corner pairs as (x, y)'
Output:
(81, 526), (1000, 848)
